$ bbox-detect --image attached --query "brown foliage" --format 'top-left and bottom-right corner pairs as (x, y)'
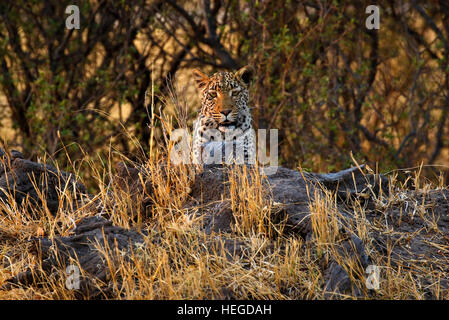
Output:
(0, 1), (448, 181)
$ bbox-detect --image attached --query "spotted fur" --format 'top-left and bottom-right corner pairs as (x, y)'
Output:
(192, 66), (256, 164)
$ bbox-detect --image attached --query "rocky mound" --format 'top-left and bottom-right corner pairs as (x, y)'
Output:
(1, 149), (449, 299)
(0, 150), (86, 216)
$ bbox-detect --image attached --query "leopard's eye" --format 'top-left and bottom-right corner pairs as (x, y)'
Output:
(231, 90), (239, 97)
(208, 91), (217, 99)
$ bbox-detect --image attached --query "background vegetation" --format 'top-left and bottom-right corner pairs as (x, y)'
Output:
(1, 0), (449, 301)
(1, 0), (449, 183)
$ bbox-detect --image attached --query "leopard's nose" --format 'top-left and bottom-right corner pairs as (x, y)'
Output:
(221, 109), (232, 116)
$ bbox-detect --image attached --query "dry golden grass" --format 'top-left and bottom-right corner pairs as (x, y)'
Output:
(0, 88), (448, 300)
(0, 156), (448, 299)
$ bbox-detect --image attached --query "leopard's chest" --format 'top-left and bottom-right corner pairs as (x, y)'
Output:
(192, 112), (255, 164)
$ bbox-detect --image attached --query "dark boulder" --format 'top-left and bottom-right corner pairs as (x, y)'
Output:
(0, 149), (86, 216)
(2, 216), (145, 299)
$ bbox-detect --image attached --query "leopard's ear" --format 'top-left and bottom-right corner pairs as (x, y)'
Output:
(235, 65), (253, 87)
(192, 69), (209, 91)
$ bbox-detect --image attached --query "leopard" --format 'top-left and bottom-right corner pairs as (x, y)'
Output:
(191, 66), (256, 165)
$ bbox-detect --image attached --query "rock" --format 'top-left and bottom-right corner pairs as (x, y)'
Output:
(189, 164), (387, 236)
(189, 165), (316, 236)
(201, 200), (234, 234)
(189, 164), (382, 296)
(0, 155), (86, 216)
(114, 161), (145, 193)
(323, 234), (370, 299)
(265, 167), (316, 234)
(2, 216), (145, 298)
(113, 161), (167, 219)
(113, 162), (386, 237)
(0, 148), (24, 177)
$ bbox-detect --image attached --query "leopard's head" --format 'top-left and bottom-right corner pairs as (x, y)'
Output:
(192, 66), (253, 131)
